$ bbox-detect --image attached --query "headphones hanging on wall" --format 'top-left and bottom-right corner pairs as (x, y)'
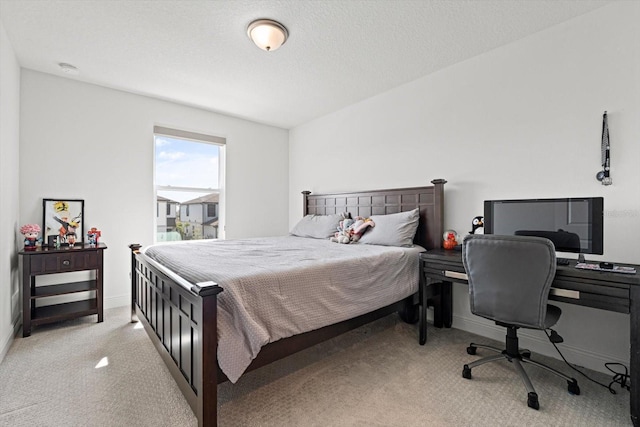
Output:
(596, 111), (612, 186)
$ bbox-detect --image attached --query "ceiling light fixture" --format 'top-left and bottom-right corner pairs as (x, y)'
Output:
(247, 19), (288, 52)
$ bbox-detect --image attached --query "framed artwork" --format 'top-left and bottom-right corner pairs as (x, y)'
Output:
(42, 199), (84, 246)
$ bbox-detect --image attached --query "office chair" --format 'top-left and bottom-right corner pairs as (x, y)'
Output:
(461, 234), (580, 410)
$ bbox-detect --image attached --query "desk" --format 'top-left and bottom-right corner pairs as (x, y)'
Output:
(419, 249), (640, 427)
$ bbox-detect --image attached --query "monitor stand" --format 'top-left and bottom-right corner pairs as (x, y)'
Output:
(578, 253), (586, 263)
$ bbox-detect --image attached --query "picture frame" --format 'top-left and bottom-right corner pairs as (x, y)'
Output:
(42, 199), (84, 246)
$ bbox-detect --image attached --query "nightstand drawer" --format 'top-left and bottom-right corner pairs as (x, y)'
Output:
(30, 251), (99, 274)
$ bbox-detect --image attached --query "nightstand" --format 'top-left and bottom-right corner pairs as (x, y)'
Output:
(19, 243), (107, 337)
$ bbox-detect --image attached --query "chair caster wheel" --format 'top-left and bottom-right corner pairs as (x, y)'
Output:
(462, 365), (472, 379)
(527, 392), (539, 410)
(466, 346), (477, 355)
(522, 350), (531, 359)
(568, 379), (580, 395)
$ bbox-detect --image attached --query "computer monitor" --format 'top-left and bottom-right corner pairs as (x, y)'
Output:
(484, 197), (604, 255)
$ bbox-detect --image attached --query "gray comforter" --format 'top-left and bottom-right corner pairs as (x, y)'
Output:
(143, 236), (423, 383)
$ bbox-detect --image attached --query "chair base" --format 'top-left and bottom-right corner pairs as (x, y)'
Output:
(462, 327), (580, 409)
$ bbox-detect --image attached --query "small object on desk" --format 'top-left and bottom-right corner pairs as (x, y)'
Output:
(557, 258), (570, 266)
(469, 216), (484, 234)
(600, 261), (614, 270)
(443, 230), (459, 250)
(575, 262), (636, 274)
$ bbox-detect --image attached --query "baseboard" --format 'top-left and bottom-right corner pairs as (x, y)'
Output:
(0, 335), (12, 364)
(104, 294), (131, 310)
(0, 330), (13, 364)
(452, 314), (628, 376)
(0, 312), (21, 364)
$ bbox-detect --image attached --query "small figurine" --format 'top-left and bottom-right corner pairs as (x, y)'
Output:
(470, 216), (484, 235)
(47, 235), (60, 249)
(443, 230), (459, 250)
(20, 224), (41, 250)
(87, 227), (101, 245)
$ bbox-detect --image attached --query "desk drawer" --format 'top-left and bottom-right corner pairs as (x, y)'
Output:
(422, 262), (467, 283)
(29, 252), (99, 274)
(551, 277), (630, 313)
(422, 268), (467, 284)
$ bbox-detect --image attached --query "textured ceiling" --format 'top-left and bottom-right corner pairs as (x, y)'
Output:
(0, 0), (613, 129)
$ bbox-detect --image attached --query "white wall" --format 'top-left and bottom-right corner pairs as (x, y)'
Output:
(0, 20), (21, 363)
(19, 70), (289, 309)
(289, 2), (640, 373)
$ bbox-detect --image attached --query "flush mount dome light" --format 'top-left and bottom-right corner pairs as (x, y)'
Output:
(247, 19), (288, 52)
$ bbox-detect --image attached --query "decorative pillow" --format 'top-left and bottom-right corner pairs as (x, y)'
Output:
(358, 208), (420, 247)
(290, 213), (345, 239)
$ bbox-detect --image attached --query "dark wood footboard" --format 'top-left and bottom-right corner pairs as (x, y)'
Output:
(130, 244), (222, 427)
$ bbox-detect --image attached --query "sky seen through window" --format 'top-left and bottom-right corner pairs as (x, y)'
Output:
(155, 136), (220, 203)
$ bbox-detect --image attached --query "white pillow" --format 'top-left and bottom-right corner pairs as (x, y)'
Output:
(358, 208), (420, 247)
(290, 214), (343, 239)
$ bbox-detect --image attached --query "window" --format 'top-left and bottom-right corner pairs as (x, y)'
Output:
(207, 203), (217, 218)
(154, 126), (225, 242)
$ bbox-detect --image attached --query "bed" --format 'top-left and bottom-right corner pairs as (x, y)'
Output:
(129, 179), (446, 427)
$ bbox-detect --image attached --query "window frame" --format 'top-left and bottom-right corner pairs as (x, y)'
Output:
(153, 126), (225, 243)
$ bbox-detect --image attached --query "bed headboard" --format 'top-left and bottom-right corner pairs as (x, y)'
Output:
(302, 179), (446, 250)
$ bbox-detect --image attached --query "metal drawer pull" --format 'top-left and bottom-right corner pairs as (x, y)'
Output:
(444, 271), (468, 281)
(550, 288), (580, 299)
(62, 260), (71, 266)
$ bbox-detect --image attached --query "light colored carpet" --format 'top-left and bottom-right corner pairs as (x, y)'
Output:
(0, 306), (631, 426)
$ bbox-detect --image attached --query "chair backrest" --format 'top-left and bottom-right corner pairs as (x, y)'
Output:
(462, 234), (557, 329)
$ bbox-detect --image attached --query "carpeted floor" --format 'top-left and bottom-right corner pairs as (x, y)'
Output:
(0, 306), (632, 426)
